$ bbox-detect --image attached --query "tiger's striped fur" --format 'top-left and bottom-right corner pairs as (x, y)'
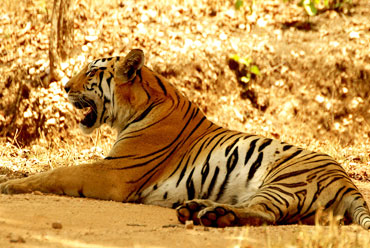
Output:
(1, 49), (369, 229)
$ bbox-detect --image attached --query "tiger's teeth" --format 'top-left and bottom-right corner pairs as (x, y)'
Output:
(84, 107), (92, 115)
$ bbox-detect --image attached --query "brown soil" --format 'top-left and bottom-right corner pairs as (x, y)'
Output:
(1, 181), (370, 248)
(1, 0), (370, 247)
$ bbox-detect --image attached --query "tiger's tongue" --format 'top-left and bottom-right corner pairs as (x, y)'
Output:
(81, 107), (97, 128)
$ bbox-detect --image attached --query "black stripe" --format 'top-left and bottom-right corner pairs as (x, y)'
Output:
(105, 154), (135, 160)
(176, 156), (191, 187)
(192, 138), (210, 165)
(142, 83), (151, 102)
(267, 186), (295, 198)
(100, 96), (110, 123)
(130, 168), (159, 198)
(267, 154), (333, 182)
(119, 99), (170, 134)
(85, 82), (97, 91)
(275, 182), (308, 188)
(271, 168), (312, 183)
(248, 152), (263, 180)
(201, 161), (210, 186)
(115, 106), (199, 163)
(243, 134), (255, 140)
(137, 112), (204, 161)
(183, 101), (192, 120)
(98, 71), (104, 97)
(155, 75), (167, 95)
(262, 191), (286, 206)
(186, 117), (207, 145)
(225, 137), (241, 157)
(206, 166), (220, 199)
(169, 153), (187, 178)
(106, 72), (113, 88)
(244, 139), (258, 165)
(282, 145), (293, 151)
(180, 97), (187, 112)
(113, 134), (142, 147)
(204, 130), (228, 148)
(275, 150), (303, 167)
(127, 140), (185, 183)
(132, 102), (158, 123)
(296, 175), (346, 219)
(260, 200), (284, 221)
(174, 91), (182, 108)
(220, 133), (240, 146)
(258, 139), (273, 152)
(186, 167), (196, 200)
(216, 147), (239, 201)
(324, 186), (347, 209)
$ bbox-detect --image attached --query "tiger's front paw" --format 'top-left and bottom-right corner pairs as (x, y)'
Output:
(198, 206), (238, 228)
(0, 178), (33, 194)
(176, 199), (215, 225)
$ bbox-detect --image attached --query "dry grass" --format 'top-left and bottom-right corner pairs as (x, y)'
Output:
(1, 0), (369, 175)
(230, 224), (369, 248)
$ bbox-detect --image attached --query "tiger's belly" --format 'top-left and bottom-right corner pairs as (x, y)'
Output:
(139, 140), (276, 208)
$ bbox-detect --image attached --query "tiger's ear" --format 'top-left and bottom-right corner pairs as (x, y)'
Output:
(115, 49), (144, 83)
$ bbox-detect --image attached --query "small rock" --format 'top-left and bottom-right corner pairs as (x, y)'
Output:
(185, 220), (194, 229)
(9, 236), (25, 243)
(162, 224), (178, 228)
(52, 222), (63, 229)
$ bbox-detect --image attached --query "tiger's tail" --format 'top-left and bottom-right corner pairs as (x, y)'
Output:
(347, 193), (370, 230)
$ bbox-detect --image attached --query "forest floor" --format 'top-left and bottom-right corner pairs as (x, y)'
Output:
(0, 0), (370, 247)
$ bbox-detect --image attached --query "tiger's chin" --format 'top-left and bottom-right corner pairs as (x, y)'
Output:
(79, 122), (97, 135)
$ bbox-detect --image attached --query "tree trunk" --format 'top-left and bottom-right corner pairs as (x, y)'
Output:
(49, 0), (74, 83)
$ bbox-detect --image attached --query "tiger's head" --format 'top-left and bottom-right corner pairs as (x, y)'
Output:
(64, 49), (161, 134)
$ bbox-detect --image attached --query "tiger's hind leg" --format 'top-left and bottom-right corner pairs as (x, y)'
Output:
(177, 199), (277, 228)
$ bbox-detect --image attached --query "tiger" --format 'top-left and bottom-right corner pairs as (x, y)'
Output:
(1, 49), (369, 229)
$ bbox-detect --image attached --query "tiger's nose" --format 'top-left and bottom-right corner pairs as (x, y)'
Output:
(64, 85), (71, 93)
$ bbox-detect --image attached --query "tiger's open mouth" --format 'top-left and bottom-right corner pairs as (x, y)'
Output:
(73, 97), (98, 128)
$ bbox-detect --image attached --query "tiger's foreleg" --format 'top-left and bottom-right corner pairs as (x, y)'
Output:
(0, 161), (130, 202)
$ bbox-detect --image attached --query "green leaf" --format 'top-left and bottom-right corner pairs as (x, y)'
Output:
(229, 54), (240, 62)
(250, 65), (260, 75)
(241, 76), (250, 83)
(235, 0), (243, 10)
(303, 0), (317, 16)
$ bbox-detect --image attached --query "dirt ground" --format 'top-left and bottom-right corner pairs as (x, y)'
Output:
(0, 181), (369, 248)
(1, 0), (370, 247)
